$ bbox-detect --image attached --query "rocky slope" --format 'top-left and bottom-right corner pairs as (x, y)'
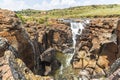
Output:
(0, 9), (52, 80)
(0, 9), (120, 80)
(24, 18), (120, 79)
(0, 9), (72, 79)
(24, 22), (73, 76)
(72, 18), (120, 79)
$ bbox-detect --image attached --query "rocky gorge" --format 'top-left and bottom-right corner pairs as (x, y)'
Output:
(0, 9), (120, 80)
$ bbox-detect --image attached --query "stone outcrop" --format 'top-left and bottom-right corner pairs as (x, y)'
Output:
(108, 20), (120, 80)
(72, 18), (120, 79)
(0, 9), (120, 80)
(0, 37), (52, 80)
(40, 48), (61, 75)
(0, 9), (52, 80)
(24, 22), (72, 75)
(108, 58), (120, 80)
(0, 9), (35, 71)
(24, 18), (120, 79)
(0, 9), (72, 78)
(24, 23), (72, 52)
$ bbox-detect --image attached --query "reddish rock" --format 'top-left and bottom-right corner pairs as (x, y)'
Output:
(72, 18), (119, 78)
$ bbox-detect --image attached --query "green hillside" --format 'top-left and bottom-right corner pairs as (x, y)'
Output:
(16, 4), (120, 23)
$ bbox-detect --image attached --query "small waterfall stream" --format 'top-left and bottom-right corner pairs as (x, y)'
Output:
(65, 22), (85, 67)
(55, 19), (90, 79)
(66, 20), (90, 67)
(70, 22), (84, 52)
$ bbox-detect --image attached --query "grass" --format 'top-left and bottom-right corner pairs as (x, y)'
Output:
(16, 4), (120, 24)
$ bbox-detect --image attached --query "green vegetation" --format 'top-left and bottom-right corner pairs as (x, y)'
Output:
(16, 4), (120, 24)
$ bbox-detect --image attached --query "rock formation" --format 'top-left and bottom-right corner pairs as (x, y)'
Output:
(72, 18), (120, 79)
(0, 9), (52, 80)
(0, 9), (120, 80)
(23, 21), (73, 76)
(0, 9), (72, 79)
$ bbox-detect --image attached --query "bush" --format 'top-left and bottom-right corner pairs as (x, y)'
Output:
(38, 18), (45, 24)
(16, 14), (25, 23)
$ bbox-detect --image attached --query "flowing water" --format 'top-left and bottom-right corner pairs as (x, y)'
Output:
(54, 19), (90, 80)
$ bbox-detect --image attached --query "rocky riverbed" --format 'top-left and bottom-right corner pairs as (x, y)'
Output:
(0, 9), (120, 80)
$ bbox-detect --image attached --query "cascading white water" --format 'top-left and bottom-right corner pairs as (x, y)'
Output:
(56, 19), (90, 79)
(70, 22), (84, 51)
(65, 22), (85, 66)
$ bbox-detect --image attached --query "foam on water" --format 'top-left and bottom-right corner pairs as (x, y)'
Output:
(65, 22), (85, 67)
(70, 22), (85, 49)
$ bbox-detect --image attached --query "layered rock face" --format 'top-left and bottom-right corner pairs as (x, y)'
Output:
(0, 40), (52, 80)
(0, 9), (35, 71)
(0, 9), (52, 80)
(0, 9), (120, 80)
(108, 20), (120, 79)
(0, 37), (45, 80)
(24, 18), (120, 79)
(24, 22), (72, 75)
(0, 9), (72, 79)
(24, 23), (72, 52)
(72, 18), (120, 79)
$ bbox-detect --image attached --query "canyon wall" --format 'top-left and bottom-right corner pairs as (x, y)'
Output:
(72, 18), (120, 79)
(0, 9), (52, 80)
(0, 9), (120, 80)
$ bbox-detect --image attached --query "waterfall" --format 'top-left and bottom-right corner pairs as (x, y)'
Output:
(70, 22), (84, 51)
(64, 22), (85, 67)
(57, 19), (90, 78)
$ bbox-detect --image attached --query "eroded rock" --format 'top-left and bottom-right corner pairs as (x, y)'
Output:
(72, 18), (119, 79)
(1, 9), (120, 80)
(0, 9), (53, 80)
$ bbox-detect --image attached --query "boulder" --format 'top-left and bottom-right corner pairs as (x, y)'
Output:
(40, 48), (56, 62)
(40, 48), (61, 75)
